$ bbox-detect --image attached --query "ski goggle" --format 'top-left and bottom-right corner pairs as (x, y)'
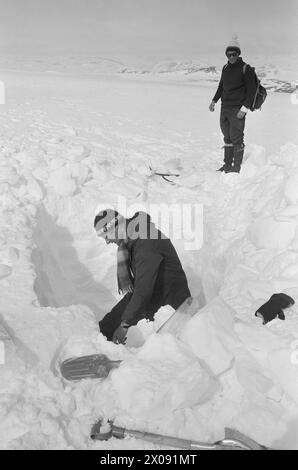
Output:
(226, 52), (239, 58)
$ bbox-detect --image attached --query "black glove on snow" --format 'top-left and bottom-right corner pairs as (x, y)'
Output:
(255, 293), (295, 325)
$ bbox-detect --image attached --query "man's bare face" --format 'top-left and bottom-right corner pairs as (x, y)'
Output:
(95, 221), (126, 246)
(227, 51), (239, 65)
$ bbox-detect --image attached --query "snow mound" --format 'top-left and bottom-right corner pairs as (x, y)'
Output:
(111, 334), (217, 419)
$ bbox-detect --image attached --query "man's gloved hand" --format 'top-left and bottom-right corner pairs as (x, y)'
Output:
(112, 323), (129, 345)
(255, 309), (285, 325)
(255, 293), (295, 325)
(209, 101), (216, 112)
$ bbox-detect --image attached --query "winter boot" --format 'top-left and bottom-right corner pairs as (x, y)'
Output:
(217, 164), (228, 172)
(226, 144), (244, 173)
(217, 144), (234, 172)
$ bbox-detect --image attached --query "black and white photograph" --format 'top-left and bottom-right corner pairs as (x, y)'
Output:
(0, 0), (298, 453)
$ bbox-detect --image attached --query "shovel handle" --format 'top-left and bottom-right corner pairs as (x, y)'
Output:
(116, 427), (193, 449)
(113, 426), (220, 450)
(92, 422), (266, 450)
(156, 297), (194, 334)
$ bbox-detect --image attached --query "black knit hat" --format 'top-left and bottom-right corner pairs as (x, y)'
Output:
(94, 208), (120, 232)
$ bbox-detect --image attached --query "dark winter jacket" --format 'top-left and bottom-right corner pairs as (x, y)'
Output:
(121, 213), (191, 324)
(213, 57), (255, 109)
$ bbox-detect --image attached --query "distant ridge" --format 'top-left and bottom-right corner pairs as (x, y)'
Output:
(0, 56), (297, 94)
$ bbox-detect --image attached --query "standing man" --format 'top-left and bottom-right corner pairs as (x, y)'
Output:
(94, 209), (191, 344)
(209, 36), (256, 173)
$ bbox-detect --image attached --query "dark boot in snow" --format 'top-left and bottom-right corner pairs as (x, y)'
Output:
(217, 145), (234, 172)
(225, 165), (241, 173)
(232, 144), (245, 172)
(225, 144), (244, 173)
(217, 163), (231, 172)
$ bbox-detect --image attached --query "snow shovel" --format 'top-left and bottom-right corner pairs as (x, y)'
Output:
(90, 419), (270, 450)
(60, 354), (122, 381)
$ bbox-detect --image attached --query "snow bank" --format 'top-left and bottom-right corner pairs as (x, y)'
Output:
(110, 334), (217, 419)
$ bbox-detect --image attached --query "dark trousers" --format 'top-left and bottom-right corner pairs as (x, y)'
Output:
(220, 107), (246, 147)
(99, 293), (164, 341)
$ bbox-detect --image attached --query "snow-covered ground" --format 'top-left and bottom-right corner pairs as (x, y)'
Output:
(0, 67), (298, 450)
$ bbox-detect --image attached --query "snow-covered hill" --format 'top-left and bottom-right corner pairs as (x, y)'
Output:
(121, 60), (298, 94)
(1, 55), (297, 94)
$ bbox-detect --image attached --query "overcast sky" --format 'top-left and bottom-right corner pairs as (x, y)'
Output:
(0, 0), (297, 60)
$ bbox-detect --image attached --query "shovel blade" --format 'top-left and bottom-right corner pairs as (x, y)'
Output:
(224, 428), (270, 450)
(60, 354), (121, 381)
